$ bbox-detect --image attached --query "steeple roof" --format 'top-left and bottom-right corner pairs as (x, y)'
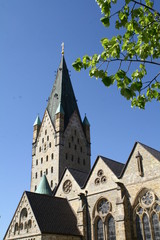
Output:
(83, 115), (90, 126)
(36, 174), (52, 196)
(47, 55), (81, 128)
(33, 115), (41, 126)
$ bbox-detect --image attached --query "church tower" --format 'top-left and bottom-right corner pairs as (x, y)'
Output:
(30, 52), (91, 192)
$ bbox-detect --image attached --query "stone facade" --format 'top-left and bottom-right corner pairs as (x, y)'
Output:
(4, 55), (160, 240)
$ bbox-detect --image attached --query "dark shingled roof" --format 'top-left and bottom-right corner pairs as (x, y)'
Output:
(68, 168), (89, 188)
(26, 191), (81, 236)
(139, 142), (160, 161)
(101, 156), (125, 177)
(47, 56), (81, 129)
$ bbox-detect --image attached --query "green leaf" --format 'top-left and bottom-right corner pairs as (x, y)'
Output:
(102, 75), (114, 87)
(72, 58), (83, 71)
(101, 16), (110, 27)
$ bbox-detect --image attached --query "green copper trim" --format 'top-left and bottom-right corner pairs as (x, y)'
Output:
(56, 103), (65, 114)
(36, 174), (52, 196)
(33, 116), (41, 126)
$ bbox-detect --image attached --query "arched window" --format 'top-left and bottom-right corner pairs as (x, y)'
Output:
(14, 223), (18, 234)
(134, 190), (160, 240)
(94, 198), (116, 240)
(28, 219), (32, 229)
(20, 208), (27, 221)
(143, 214), (151, 240)
(107, 215), (116, 240)
(135, 214), (143, 240)
(97, 218), (104, 240)
(152, 212), (160, 239)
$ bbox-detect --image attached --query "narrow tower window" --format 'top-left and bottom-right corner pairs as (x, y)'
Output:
(136, 152), (143, 176)
(51, 153), (54, 160)
(51, 167), (53, 173)
(46, 155), (48, 161)
(51, 180), (53, 188)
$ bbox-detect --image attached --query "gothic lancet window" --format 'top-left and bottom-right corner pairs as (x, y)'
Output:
(152, 212), (160, 239)
(97, 218), (104, 240)
(143, 214), (151, 240)
(134, 190), (160, 240)
(107, 215), (116, 240)
(94, 198), (116, 240)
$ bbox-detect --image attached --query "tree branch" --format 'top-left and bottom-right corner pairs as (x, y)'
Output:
(141, 72), (160, 90)
(131, 0), (160, 16)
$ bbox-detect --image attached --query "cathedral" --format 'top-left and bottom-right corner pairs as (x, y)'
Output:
(4, 52), (160, 240)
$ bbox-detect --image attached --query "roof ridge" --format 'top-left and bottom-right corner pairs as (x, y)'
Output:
(138, 141), (160, 153)
(100, 155), (125, 165)
(68, 167), (89, 174)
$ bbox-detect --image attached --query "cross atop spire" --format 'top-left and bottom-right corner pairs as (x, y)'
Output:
(61, 42), (64, 55)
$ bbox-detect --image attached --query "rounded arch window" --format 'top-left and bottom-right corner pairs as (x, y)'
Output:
(28, 219), (32, 229)
(20, 208), (28, 221)
(14, 223), (18, 234)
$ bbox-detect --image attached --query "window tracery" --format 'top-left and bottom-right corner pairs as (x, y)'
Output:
(134, 190), (160, 239)
(94, 170), (107, 186)
(94, 198), (116, 240)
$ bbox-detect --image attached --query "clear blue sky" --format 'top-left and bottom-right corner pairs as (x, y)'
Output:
(1, 0), (160, 238)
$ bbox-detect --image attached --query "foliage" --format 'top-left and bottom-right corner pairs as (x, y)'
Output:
(73, 0), (160, 109)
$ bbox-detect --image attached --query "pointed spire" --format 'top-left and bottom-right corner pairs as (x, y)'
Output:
(83, 114), (90, 126)
(47, 54), (81, 129)
(33, 115), (41, 126)
(36, 174), (52, 196)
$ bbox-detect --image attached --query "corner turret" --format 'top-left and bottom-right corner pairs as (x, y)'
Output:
(33, 115), (41, 143)
(35, 173), (52, 195)
(32, 115), (41, 156)
(83, 115), (91, 156)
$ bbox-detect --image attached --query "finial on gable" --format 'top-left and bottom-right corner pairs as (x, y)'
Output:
(61, 42), (64, 55)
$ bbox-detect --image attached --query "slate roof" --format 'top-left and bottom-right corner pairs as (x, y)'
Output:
(47, 56), (81, 129)
(101, 156), (125, 177)
(26, 191), (81, 236)
(139, 142), (160, 161)
(68, 168), (89, 188)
